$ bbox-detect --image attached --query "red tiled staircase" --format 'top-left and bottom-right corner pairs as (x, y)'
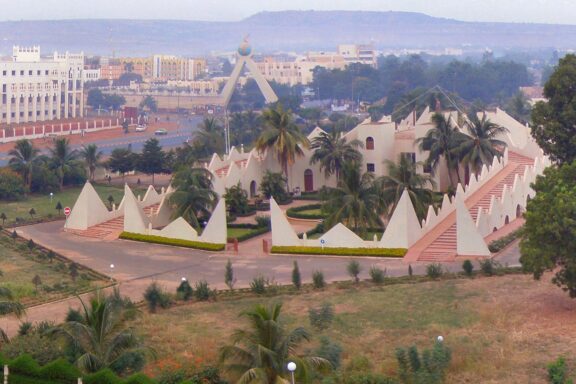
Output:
(405, 151), (534, 262)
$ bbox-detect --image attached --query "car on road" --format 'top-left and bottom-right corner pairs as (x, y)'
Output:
(135, 125), (147, 132)
(154, 128), (168, 136)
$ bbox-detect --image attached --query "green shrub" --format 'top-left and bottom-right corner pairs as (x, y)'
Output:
(479, 259), (501, 276)
(65, 308), (83, 323)
(369, 266), (386, 284)
(312, 271), (326, 289)
(250, 275), (267, 294)
(9, 354), (41, 377)
(488, 227), (523, 253)
(408, 264), (413, 277)
(18, 322), (33, 336)
(548, 357), (573, 384)
(255, 215), (271, 229)
(27, 239), (35, 250)
(347, 260), (362, 283)
(396, 341), (451, 384)
(308, 302), (334, 331)
(315, 336), (342, 369)
(119, 232), (225, 251)
(228, 226), (269, 242)
(224, 259), (235, 290)
(194, 280), (213, 301)
(342, 373), (398, 384)
(38, 358), (80, 382)
(143, 282), (172, 313)
(270, 246), (407, 257)
(426, 263), (443, 279)
(286, 204), (326, 219)
(292, 261), (302, 289)
(123, 373), (157, 384)
(83, 368), (121, 384)
(462, 260), (474, 277)
(176, 280), (193, 301)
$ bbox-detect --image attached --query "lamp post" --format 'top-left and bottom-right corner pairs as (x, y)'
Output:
(50, 192), (53, 203)
(4, 364), (9, 384)
(110, 263), (115, 277)
(287, 361), (296, 384)
(437, 335), (444, 343)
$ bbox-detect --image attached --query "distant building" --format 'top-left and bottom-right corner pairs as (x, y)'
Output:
(0, 46), (84, 124)
(82, 68), (100, 82)
(337, 44), (376, 67)
(152, 55), (207, 81)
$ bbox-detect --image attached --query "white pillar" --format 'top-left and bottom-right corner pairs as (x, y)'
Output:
(6, 90), (11, 125)
(15, 93), (20, 124)
(72, 74), (77, 118)
(32, 94), (38, 122)
(64, 81), (69, 119)
(24, 95), (29, 123)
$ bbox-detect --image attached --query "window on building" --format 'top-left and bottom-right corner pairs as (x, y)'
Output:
(28, 70), (32, 76)
(2, 85), (5, 92)
(36, 111), (40, 116)
(2, 113), (5, 118)
(2, 71), (5, 76)
(37, 70), (41, 76)
(1, 95), (5, 104)
(28, 111), (32, 117)
(401, 152), (416, 164)
(20, 70), (24, 76)
(10, 112), (14, 118)
(367, 163), (375, 173)
(11, 71), (15, 76)
(45, 70), (49, 75)
(19, 112), (23, 117)
(366, 137), (375, 150)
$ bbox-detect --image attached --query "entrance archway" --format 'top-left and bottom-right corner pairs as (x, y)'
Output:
(504, 215), (510, 225)
(516, 204), (522, 218)
(304, 169), (314, 192)
(250, 180), (257, 198)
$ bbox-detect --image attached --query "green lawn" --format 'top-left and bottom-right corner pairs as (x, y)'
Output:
(226, 228), (254, 238)
(0, 232), (108, 306)
(134, 274), (570, 383)
(308, 230), (383, 240)
(0, 184), (146, 226)
(297, 208), (323, 216)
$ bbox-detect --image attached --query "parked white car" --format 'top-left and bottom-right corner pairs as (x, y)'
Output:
(135, 125), (147, 132)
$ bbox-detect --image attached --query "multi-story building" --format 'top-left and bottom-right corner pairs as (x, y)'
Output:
(82, 68), (100, 82)
(99, 58), (123, 81)
(0, 46), (84, 124)
(337, 44), (377, 67)
(152, 55), (207, 81)
(119, 57), (153, 79)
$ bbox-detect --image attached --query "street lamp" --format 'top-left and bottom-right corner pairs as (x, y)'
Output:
(287, 362), (296, 384)
(437, 335), (444, 343)
(181, 277), (187, 282)
(50, 192), (53, 203)
(110, 264), (115, 277)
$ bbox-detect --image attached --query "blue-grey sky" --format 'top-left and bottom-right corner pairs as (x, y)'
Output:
(2, 0), (575, 25)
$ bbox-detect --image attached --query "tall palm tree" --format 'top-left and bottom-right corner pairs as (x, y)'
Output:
(8, 139), (42, 189)
(255, 104), (310, 189)
(309, 129), (363, 182)
(0, 287), (25, 344)
(53, 291), (147, 373)
(194, 117), (225, 157)
(377, 156), (436, 222)
(80, 144), (103, 182)
(220, 303), (331, 384)
(169, 167), (218, 229)
(49, 138), (79, 190)
(416, 113), (465, 188)
(323, 161), (383, 235)
(457, 114), (509, 175)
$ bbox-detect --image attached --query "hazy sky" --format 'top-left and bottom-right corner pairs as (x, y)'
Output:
(2, 0), (575, 25)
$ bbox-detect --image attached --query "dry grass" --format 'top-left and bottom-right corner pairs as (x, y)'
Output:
(133, 274), (576, 383)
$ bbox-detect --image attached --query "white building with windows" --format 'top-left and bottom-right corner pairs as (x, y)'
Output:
(0, 46), (84, 124)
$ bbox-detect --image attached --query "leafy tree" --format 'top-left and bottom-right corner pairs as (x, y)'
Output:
(312, 271), (326, 289)
(457, 114), (509, 175)
(0, 168), (27, 200)
(49, 138), (80, 190)
(323, 161), (383, 236)
(143, 282), (171, 313)
(224, 183), (249, 215)
(53, 291), (148, 374)
(122, 119), (129, 134)
(347, 260), (362, 283)
(107, 148), (135, 180)
(87, 89), (105, 109)
(255, 103), (310, 188)
(55, 201), (63, 215)
(377, 155), (436, 222)
(8, 139), (42, 190)
(308, 303), (334, 332)
(520, 162), (576, 297)
(219, 303), (331, 384)
(169, 167), (217, 229)
(32, 274), (42, 292)
(80, 144), (103, 182)
(139, 95), (158, 113)
(416, 112), (464, 188)
(292, 261), (302, 290)
(259, 171), (289, 202)
(309, 129), (363, 182)
(176, 279), (193, 301)
(28, 208), (36, 219)
(136, 138), (166, 185)
(532, 54), (576, 165)
(505, 91), (532, 124)
(225, 259), (235, 290)
(0, 287), (25, 343)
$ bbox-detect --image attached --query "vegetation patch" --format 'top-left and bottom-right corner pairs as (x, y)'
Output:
(270, 245), (406, 257)
(286, 203), (326, 219)
(488, 227), (523, 253)
(119, 232), (225, 251)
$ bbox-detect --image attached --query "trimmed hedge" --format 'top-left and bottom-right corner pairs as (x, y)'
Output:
(119, 232), (225, 251)
(228, 227), (269, 242)
(488, 227), (523, 253)
(271, 246), (407, 257)
(286, 204), (326, 220)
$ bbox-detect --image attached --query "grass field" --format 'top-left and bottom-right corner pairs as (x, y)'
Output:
(0, 184), (146, 226)
(133, 274), (576, 383)
(226, 228), (256, 239)
(0, 232), (109, 306)
(309, 230), (383, 241)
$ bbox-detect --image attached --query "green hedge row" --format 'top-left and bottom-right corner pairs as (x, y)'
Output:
(488, 227), (523, 253)
(229, 227), (270, 242)
(286, 204), (326, 220)
(119, 232), (225, 251)
(270, 246), (407, 257)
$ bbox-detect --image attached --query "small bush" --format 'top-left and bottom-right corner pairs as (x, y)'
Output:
(27, 239), (35, 250)
(292, 261), (302, 290)
(255, 215), (271, 229)
(143, 282), (172, 313)
(224, 259), (235, 290)
(462, 260), (474, 277)
(315, 336), (342, 369)
(548, 357), (573, 384)
(396, 341), (452, 384)
(347, 260), (362, 283)
(408, 264), (413, 277)
(194, 280), (213, 301)
(488, 227), (523, 253)
(426, 263), (443, 279)
(250, 275), (268, 294)
(176, 280), (193, 301)
(18, 322), (33, 336)
(308, 302), (334, 331)
(39, 358), (81, 381)
(83, 368), (121, 384)
(65, 308), (83, 323)
(479, 259), (500, 276)
(312, 271), (326, 289)
(286, 203), (326, 219)
(369, 266), (386, 284)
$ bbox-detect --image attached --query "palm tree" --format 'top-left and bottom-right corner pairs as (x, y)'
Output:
(80, 144), (103, 182)
(53, 291), (147, 373)
(8, 139), (42, 189)
(220, 303), (331, 384)
(416, 113), (465, 188)
(322, 161), (383, 235)
(309, 129), (363, 182)
(377, 156), (436, 222)
(255, 104), (310, 189)
(169, 167), (218, 229)
(457, 114), (509, 176)
(193, 117), (225, 157)
(0, 287), (25, 344)
(49, 138), (79, 190)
